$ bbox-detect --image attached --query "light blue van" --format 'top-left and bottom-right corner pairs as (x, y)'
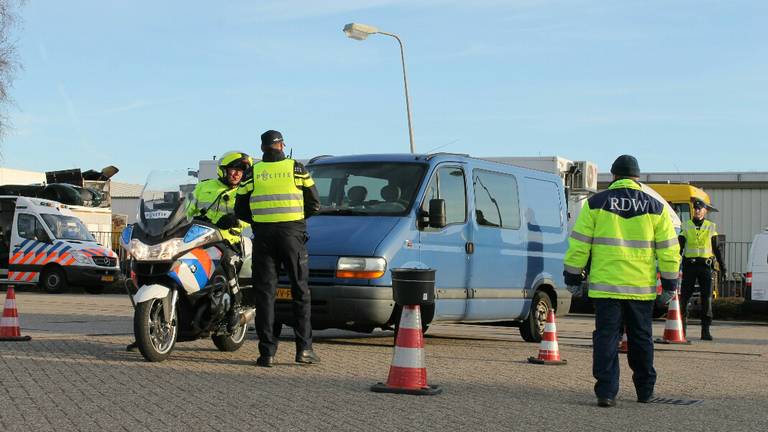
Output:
(274, 153), (571, 342)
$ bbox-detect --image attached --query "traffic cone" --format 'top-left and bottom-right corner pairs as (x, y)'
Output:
(0, 286), (32, 341)
(655, 291), (690, 344)
(618, 327), (628, 354)
(528, 310), (567, 365)
(371, 305), (442, 395)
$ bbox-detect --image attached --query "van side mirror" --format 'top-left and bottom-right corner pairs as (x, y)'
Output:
(428, 199), (447, 228)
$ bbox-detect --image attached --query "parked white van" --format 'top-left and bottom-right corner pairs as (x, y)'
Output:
(0, 196), (119, 293)
(747, 228), (768, 302)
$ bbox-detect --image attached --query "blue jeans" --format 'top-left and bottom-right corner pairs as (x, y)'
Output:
(592, 298), (656, 400)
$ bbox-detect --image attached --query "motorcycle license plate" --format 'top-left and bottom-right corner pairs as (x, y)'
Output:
(276, 287), (292, 300)
(101, 275), (114, 282)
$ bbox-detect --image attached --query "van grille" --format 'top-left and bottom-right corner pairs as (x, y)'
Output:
(92, 256), (117, 267)
(278, 268), (335, 279)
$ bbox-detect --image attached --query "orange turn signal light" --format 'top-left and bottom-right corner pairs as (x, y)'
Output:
(336, 270), (385, 279)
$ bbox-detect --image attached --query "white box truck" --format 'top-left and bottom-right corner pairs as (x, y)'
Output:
(747, 228), (768, 302)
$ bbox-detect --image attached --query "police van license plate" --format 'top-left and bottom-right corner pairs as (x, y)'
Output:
(101, 275), (114, 282)
(276, 287), (292, 300)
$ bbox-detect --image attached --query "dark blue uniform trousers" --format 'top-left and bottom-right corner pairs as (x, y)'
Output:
(592, 298), (656, 401)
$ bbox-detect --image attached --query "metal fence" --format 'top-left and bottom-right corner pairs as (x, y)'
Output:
(723, 241), (752, 275)
(91, 231), (122, 252)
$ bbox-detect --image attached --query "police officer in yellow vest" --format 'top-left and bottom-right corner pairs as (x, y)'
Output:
(564, 155), (681, 408)
(679, 198), (724, 341)
(235, 130), (321, 367)
(187, 151), (253, 330)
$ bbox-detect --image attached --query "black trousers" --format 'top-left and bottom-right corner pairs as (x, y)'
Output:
(680, 260), (714, 329)
(251, 224), (311, 357)
(592, 298), (656, 401)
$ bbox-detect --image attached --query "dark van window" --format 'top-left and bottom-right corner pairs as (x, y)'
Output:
(421, 166), (467, 229)
(17, 214), (47, 241)
(473, 169), (520, 229)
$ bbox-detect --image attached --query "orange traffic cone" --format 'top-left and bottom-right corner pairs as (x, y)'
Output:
(0, 286), (32, 341)
(618, 327), (628, 354)
(371, 305), (442, 395)
(528, 310), (567, 365)
(655, 292), (690, 344)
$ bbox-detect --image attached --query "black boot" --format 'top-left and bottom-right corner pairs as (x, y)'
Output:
(227, 287), (243, 332)
(701, 325), (713, 341)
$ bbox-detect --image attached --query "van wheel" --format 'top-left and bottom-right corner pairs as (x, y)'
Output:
(40, 267), (67, 294)
(520, 291), (552, 342)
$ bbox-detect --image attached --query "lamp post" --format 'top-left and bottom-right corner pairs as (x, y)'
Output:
(343, 23), (415, 154)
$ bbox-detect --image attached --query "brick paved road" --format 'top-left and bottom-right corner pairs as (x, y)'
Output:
(1, 292), (767, 431)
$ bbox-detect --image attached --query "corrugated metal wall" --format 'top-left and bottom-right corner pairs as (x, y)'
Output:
(704, 188), (768, 272)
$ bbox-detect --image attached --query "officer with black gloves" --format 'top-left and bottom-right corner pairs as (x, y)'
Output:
(187, 151), (253, 331)
(235, 130), (321, 368)
(563, 155), (681, 408)
(678, 198), (724, 340)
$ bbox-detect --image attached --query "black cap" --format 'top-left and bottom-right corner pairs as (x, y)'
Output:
(610, 154), (640, 177)
(692, 198), (718, 212)
(261, 130), (284, 147)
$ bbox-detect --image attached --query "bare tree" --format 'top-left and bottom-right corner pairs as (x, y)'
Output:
(0, 0), (22, 142)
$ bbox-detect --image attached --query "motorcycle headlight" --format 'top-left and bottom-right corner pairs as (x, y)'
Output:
(68, 250), (93, 265)
(336, 257), (387, 279)
(128, 238), (184, 261)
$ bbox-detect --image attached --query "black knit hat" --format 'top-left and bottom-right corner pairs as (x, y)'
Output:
(261, 130), (284, 148)
(610, 154), (640, 177)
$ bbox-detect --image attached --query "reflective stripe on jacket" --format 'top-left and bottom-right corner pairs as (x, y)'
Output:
(187, 178), (244, 244)
(563, 179), (681, 300)
(682, 219), (717, 258)
(238, 159), (315, 223)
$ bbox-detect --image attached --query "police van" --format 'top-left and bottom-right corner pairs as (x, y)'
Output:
(266, 153), (572, 342)
(0, 196), (119, 293)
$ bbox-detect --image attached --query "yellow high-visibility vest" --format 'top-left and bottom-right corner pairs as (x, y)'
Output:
(187, 179), (245, 244)
(682, 219), (717, 258)
(238, 159), (314, 223)
(564, 179), (681, 300)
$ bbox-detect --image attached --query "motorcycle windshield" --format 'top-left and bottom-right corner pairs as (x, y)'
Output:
(137, 170), (198, 238)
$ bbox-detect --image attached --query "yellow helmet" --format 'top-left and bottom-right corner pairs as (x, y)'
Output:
(217, 151), (253, 185)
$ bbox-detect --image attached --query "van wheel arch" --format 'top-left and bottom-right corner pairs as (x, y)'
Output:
(39, 264), (68, 294)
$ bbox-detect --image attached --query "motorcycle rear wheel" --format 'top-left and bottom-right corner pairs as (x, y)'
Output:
(212, 320), (248, 352)
(135, 298), (178, 362)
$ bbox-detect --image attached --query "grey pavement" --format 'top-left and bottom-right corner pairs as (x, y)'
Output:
(1, 292), (767, 431)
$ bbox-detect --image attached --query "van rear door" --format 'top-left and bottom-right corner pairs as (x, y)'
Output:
(749, 233), (768, 301)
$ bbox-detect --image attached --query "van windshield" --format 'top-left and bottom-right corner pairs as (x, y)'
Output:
(40, 214), (96, 241)
(308, 162), (427, 216)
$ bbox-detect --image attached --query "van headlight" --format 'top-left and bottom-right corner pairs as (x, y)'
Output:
(128, 238), (184, 261)
(68, 250), (93, 265)
(336, 257), (386, 279)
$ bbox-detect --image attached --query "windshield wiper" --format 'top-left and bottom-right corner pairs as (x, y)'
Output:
(317, 208), (368, 216)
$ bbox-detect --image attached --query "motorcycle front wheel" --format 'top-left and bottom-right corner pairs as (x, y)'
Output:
(135, 298), (178, 362)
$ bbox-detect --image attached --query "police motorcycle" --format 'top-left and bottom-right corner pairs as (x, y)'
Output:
(120, 170), (255, 362)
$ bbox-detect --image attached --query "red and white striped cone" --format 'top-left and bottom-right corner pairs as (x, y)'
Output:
(618, 327), (628, 354)
(0, 286), (32, 342)
(371, 305), (442, 395)
(528, 310), (567, 365)
(655, 291), (690, 344)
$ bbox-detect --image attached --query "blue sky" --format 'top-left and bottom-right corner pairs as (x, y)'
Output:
(2, 0), (766, 184)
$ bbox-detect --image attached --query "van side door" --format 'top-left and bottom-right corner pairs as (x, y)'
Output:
(467, 168), (526, 320)
(417, 164), (470, 321)
(0, 198), (17, 278)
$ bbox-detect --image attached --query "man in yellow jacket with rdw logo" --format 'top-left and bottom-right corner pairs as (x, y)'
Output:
(564, 155), (681, 408)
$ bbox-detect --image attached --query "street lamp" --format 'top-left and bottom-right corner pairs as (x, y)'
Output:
(343, 22), (416, 154)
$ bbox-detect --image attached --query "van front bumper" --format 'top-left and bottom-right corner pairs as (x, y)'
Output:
(64, 266), (120, 287)
(275, 285), (395, 331)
